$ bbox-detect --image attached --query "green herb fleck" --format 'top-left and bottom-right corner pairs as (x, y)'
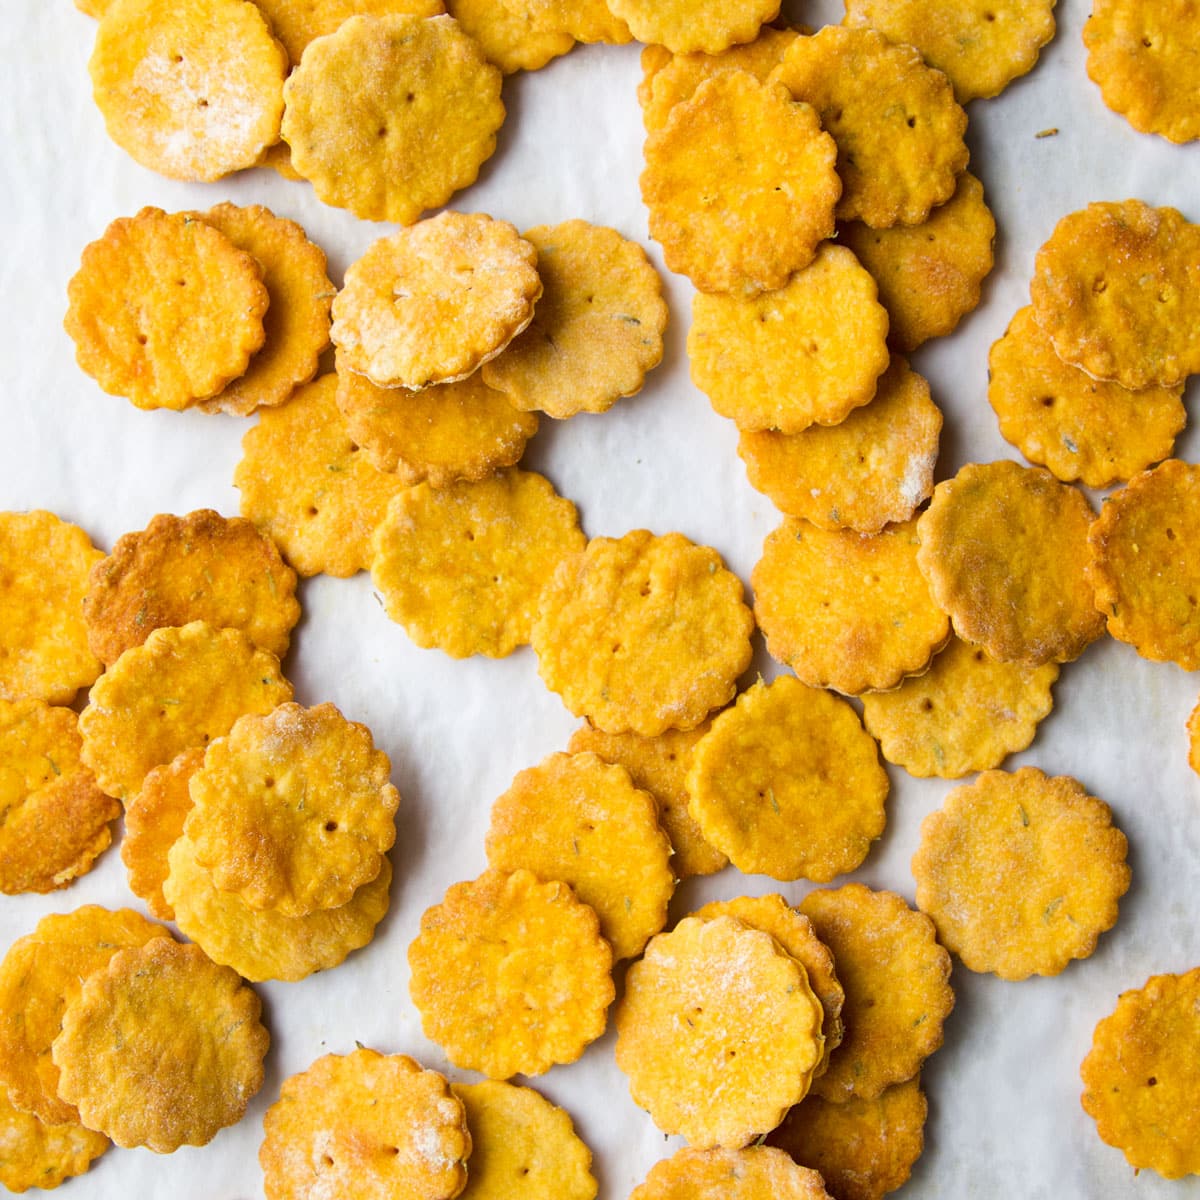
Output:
(1018, 805), (1030, 827)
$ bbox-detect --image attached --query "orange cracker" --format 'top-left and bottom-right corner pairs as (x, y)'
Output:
(916, 460), (1104, 666)
(485, 751), (674, 960)
(1087, 458), (1200, 668)
(800, 884), (953, 1103)
(79, 620), (293, 802)
(752, 518), (949, 694)
(913, 767), (1129, 980)
(83, 508), (300, 666)
(451, 1081), (597, 1200)
(606, 0), (781, 55)
(481, 220), (668, 417)
(446, 0), (575, 73)
(408, 868), (615, 1079)
(0, 1091), (109, 1195)
(332, 212), (541, 389)
(260, 1049), (471, 1200)
(615, 915), (824, 1148)
(64, 207), (269, 412)
(640, 71), (840, 295)
(768, 1077), (927, 1200)
(630, 1146), (833, 1200)
(0, 700), (119, 895)
(770, 26), (968, 228)
(52, 938), (268, 1153)
(989, 306), (1185, 488)
(687, 676), (887, 881)
(371, 469), (585, 659)
(235, 374), (406, 577)
(497, 0), (630, 44)
(688, 243), (890, 432)
(1190, 696), (1200, 776)
(862, 636), (1058, 778)
(89, 0), (287, 181)
(281, 14), (504, 223)
(254, 0), (445, 64)
(567, 721), (728, 878)
(0, 511), (102, 705)
(1080, 967), (1200, 1178)
(532, 529), (755, 737)
(738, 356), (941, 532)
(1029, 200), (1200, 390)
(1084, 0), (1200, 144)
(0, 907), (170, 1126)
(839, 171), (995, 353)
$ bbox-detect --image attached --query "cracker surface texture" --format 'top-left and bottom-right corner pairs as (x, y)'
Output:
(0, 1090), (109, 1195)
(629, 1145), (833, 1199)
(606, 0), (781, 54)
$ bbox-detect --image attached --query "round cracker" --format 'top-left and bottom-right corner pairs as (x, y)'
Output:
(607, 0), (781, 54)
(446, 0), (575, 73)
(0, 1091), (109, 1195)
(254, 0), (445, 64)
(497, 0), (630, 44)
(630, 1146), (832, 1200)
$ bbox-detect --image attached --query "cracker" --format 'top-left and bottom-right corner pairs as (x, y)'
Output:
(567, 722), (728, 878)
(89, 0), (287, 180)
(64, 207), (269, 412)
(799, 884), (953, 1104)
(916, 460), (1104, 666)
(371, 469), (585, 659)
(839, 171), (995, 352)
(485, 751), (674, 960)
(451, 1081), (597, 1200)
(1084, 0), (1200, 144)
(260, 1049), (471, 1200)
(770, 26), (969, 228)
(738, 356), (941, 532)
(1190, 695), (1200, 777)
(185, 702), (398, 916)
(281, 14), (504, 223)
(336, 351), (538, 485)
(1029, 200), (1200, 390)
(1080, 968), (1200, 1178)
(641, 71), (840, 295)
(481, 220), (667, 417)
(0, 511), (102, 705)
(0, 907), (170, 1126)
(614, 915), (824, 1148)
(164, 834), (392, 982)
(235, 374), (406, 578)
(988, 306), (1185, 488)
(190, 202), (333, 417)
(254, 0), (445, 64)
(332, 212), (541, 389)
(0, 700), (119, 895)
(0, 1091), (109, 1195)
(532, 530), (755, 737)
(843, 0), (1056, 103)
(913, 767), (1129, 980)
(256, 138), (305, 179)
(1087, 458), (1200, 668)
(688, 243), (890, 432)
(83, 508), (300, 666)
(607, 0), (781, 54)
(752, 518), (949, 694)
(630, 1146), (833, 1200)
(52, 938), (268, 1153)
(445, 0), (575, 73)
(861, 636), (1058, 778)
(498, 0), (630, 44)
(407, 868), (614, 1079)
(687, 676), (887, 880)
(768, 1077), (927, 1200)
(79, 620), (293, 802)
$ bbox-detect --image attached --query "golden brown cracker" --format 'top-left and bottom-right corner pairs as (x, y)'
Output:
(752, 518), (949, 694)
(256, 138), (305, 179)
(738, 356), (941, 532)
(607, 0), (780, 54)
(641, 71), (840, 295)
(446, 0), (575, 73)
(615, 915), (824, 1148)
(688, 243), (890, 432)
(0, 1091), (108, 1195)
(371, 469), (585, 659)
(481, 220), (667, 417)
(916, 460), (1104, 666)
(64, 207), (270, 412)
(485, 751), (674, 960)
(630, 1146), (833, 1200)
(254, 0), (445, 64)
(498, 0), (630, 43)
(687, 677), (887, 881)
(532, 530), (755, 737)
(988, 306), (1185, 488)
(800, 884), (953, 1104)
(407, 868), (615, 1079)
(1189, 695), (1200, 777)
(281, 14), (504, 223)
(332, 212), (541, 389)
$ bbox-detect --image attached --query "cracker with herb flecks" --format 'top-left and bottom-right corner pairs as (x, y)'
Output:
(0, 1089), (109, 1195)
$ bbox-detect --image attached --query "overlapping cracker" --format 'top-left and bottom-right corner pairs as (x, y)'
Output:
(0, 1091), (108, 1195)
(254, 0), (445, 64)
(630, 1146), (833, 1200)
(446, 0), (574, 73)
(607, 0), (781, 54)
(498, 0), (630, 43)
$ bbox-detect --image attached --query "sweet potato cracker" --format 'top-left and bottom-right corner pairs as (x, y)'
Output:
(0, 1092), (108, 1195)
(499, 0), (630, 43)
(607, 0), (780, 54)
(615, 915), (824, 1148)
(532, 530), (754, 736)
(408, 868), (614, 1079)
(688, 243), (890, 432)
(254, 0), (445, 64)
(446, 0), (574, 73)
(631, 1146), (833, 1200)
